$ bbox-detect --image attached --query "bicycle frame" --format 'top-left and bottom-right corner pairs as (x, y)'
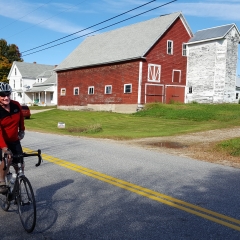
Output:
(0, 149), (42, 233)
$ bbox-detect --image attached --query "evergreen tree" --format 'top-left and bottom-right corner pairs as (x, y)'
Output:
(0, 39), (23, 82)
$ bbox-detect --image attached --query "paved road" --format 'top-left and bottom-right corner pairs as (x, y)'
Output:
(1, 131), (240, 239)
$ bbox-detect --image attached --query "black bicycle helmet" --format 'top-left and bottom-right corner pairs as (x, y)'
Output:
(0, 82), (12, 94)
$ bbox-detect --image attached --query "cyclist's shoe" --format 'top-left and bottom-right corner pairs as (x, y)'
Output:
(0, 181), (7, 194)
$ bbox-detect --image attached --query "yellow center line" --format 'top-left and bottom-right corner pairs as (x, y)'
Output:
(24, 147), (240, 231)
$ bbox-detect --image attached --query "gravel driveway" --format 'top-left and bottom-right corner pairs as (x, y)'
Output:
(129, 127), (240, 169)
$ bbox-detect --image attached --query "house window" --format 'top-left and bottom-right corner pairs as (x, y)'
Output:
(74, 87), (79, 95)
(167, 40), (173, 55)
(105, 85), (112, 94)
(148, 64), (161, 82)
(182, 43), (187, 56)
(60, 88), (66, 96)
(13, 80), (15, 88)
(124, 84), (132, 93)
(236, 93), (239, 99)
(50, 92), (53, 101)
(20, 79), (22, 88)
(172, 70), (181, 83)
(189, 86), (192, 94)
(88, 86), (94, 95)
(15, 68), (17, 75)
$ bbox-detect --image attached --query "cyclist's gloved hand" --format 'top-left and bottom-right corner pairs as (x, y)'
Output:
(2, 147), (12, 159)
(18, 131), (25, 140)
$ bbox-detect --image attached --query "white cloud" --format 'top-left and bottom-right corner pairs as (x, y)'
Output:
(1, 0), (240, 35)
(166, 2), (240, 21)
(0, 0), (89, 35)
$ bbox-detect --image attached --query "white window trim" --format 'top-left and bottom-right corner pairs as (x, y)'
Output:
(182, 43), (187, 56)
(172, 70), (181, 83)
(124, 84), (132, 93)
(60, 88), (66, 96)
(148, 64), (161, 82)
(88, 86), (94, 95)
(73, 87), (79, 95)
(105, 85), (112, 94)
(167, 40), (173, 55)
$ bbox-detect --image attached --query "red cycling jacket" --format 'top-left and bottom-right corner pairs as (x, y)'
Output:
(0, 100), (25, 148)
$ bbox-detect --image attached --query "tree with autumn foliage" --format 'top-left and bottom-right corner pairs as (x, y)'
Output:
(0, 39), (23, 83)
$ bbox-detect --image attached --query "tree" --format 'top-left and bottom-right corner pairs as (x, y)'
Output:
(0, 39), (23, 82)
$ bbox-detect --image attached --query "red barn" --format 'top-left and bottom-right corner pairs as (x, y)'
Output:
(55, 12), (193, 113)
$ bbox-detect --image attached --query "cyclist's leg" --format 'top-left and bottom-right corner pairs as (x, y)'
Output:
(7, 141), (24, 173)
(0, 149), (10, 194)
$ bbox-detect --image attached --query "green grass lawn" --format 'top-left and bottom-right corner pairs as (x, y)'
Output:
(27, 103), (240, 156)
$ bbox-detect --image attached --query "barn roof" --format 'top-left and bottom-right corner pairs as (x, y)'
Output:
(9, 61), (55, 79)
(188, 24), (240, 44)
(55, 12), (192, 71)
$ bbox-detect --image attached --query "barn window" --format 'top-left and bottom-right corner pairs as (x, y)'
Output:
(148, 64), (161, 82)
(182, 43), (187, 56)
(74, 87), (79, 95)
(124, 84), (132, 93)
(189, 86), (192, 94)
(167, 40), (173, 55)
(88, 86), (94, 95)
(60, 88), (66, 96)
(105, 85), (112, 94)
(172, 70), (181, 83)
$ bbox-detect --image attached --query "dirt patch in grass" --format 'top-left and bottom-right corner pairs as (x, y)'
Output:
(129, 126), (240, 169)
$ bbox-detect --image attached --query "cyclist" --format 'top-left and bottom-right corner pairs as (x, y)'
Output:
(0, 82), (25, 193)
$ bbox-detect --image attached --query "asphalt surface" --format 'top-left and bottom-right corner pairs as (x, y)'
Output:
(1, 131), (240, 239)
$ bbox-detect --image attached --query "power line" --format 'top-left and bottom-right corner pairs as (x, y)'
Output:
(0, 0), (53, 31)
(22, 0), (157, 54)
(6, 0), (88, 39)
(22, 0), (177, 57)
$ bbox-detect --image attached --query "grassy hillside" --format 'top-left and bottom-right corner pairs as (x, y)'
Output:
(27, 103), (240, 156)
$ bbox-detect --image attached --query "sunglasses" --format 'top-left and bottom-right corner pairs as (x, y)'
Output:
(0, 92), (11, 97)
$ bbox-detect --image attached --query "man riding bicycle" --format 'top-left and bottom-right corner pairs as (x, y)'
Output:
(0, 82), (25, 193)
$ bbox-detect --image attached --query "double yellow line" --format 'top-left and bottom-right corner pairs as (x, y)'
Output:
(24, 147), (240, 231)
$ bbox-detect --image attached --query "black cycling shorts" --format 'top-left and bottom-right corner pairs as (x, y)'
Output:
(0, 140), (23, 164)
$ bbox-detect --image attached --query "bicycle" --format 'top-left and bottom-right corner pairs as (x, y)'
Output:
(0, 149), (42, 233)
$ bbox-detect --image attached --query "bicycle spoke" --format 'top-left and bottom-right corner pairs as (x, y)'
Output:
(17, 176), (36, 233)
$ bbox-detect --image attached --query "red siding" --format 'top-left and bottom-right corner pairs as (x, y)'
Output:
(141, 17), (190, 104)
(58, 62), (140, 106)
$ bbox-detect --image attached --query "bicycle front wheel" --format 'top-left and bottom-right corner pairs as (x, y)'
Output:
(17, 176), (36, 233)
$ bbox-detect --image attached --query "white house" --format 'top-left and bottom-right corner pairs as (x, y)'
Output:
(8, 61), (57, 105)
(186, 24), (240, 103)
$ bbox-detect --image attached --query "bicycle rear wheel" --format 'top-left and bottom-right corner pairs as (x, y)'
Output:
(17, 176), (36, 233)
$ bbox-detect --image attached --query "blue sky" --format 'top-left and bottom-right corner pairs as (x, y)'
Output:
(0, 0), (240, 75)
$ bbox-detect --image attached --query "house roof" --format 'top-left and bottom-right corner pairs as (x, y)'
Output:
(188, 24), (240, 44)
(27, 85), (54, 92)
(10, 61), (55, 78)
(55, 12), (192, 71)
(33, 71), (57, 87)
(37, 69), (53, 78)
